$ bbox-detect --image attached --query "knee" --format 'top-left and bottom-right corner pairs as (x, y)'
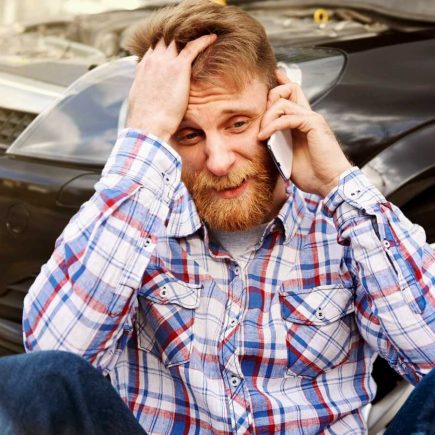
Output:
(33, 349), (93, 370)
(32, 350), (98, 384)
(0, 350), (97, 391)
(0, 352), (106, 434)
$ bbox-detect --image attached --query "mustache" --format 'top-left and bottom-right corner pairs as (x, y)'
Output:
(190, 161), (258, 193)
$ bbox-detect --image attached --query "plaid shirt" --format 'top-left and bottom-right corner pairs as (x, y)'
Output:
(23, 129), (435, 434)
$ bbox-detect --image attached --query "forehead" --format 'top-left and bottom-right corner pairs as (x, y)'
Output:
(183, 78), (268, 123)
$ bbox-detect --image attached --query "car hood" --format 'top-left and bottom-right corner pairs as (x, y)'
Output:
(238, 0), (435, 23)
(1, 0), (435, 127)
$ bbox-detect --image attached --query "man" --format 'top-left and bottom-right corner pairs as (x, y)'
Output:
(3, 0), (434, 433)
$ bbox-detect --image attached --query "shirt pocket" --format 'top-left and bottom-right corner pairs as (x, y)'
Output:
(136, 274), (202, 368)
(279, 284), (355, 378)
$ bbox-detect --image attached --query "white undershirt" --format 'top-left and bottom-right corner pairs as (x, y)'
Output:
(210, 223), (268, 270)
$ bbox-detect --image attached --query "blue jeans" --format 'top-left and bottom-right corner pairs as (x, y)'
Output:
(0, 351), (433, 434)
(0, 351), (146, 435)
(384, 366), (435, 435)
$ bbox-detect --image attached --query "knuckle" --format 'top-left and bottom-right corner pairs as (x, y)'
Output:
(314, 112), (324, 122)
(269, 88), (279, 97)
(283, 82), (296, 92)
(278, 97), (289, 106)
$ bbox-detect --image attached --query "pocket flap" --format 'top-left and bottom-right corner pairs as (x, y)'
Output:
(139, 275), (202, 309)
(280, 285), (354, 325)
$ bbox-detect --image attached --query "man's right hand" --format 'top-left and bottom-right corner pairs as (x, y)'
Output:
(126, 34), (217, 143)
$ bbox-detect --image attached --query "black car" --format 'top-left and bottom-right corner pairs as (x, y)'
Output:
(0, 1), (434, 430)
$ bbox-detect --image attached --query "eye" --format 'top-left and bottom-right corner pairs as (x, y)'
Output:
(174, 129), (203, 145)
(228, 118), (250, 132)
(233, 120), (247, 128)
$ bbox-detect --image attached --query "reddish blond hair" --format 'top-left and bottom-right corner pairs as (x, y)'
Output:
(125, 0), (277, 90)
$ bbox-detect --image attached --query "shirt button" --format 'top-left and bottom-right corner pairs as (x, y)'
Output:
(350, 189), (361, 197)
(163, 173), (171, 183)
(160, 286), (168, 298)
(234, 266), (241, 275)
(383, 239), (391, 249)
(229, 318), (237, 327)
(316, 308), (325, 320)
(230, 376), (240, 388)
(144, 237), (152, 247)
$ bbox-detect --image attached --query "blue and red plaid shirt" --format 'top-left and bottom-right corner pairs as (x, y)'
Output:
(23, 129), (435, 434)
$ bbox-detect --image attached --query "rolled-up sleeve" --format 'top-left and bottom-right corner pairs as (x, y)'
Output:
(323, 167), (435, 384)
(23, 129), (181, 374)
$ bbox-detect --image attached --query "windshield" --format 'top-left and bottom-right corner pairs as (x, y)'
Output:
(8, 49), (345, 166)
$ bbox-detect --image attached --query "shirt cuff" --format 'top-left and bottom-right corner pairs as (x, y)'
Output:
(102, 128), (182, 199)
(322, 167), (387, 221)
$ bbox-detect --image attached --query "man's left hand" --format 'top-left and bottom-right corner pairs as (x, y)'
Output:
(258, 69), (352, 197)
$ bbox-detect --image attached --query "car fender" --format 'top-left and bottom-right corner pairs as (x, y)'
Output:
(362, 121), (435, 206)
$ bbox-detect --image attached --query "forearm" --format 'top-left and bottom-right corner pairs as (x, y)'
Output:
(23, 129), (181, 373)
(324, 168), (435, 383)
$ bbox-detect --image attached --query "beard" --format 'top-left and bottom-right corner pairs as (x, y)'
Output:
(182, 144), (279, 232)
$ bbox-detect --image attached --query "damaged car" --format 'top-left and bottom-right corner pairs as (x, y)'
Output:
(0, 1), (434, 432)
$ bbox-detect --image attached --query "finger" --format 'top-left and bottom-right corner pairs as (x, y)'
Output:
(276, 68), (291, 85)
(258, 113), (317, 141)
(167, 39), (178, 56)
(267, 84), (290, 109)
(267, 82), (311, 110)
(180, 34), (217, 62)
(141, 46), (154, 61)
(261, 98), (310, 131)
(154, 37), (167, 52)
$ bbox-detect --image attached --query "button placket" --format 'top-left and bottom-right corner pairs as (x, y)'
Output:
(162, 172), (173, 201)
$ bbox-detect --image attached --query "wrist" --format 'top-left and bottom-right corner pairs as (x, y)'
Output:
(125, 118), (172, 143)
(126, 103), (177, 143)
(319, 164), (353, 197)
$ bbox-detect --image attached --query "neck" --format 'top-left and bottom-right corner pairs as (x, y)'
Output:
(264, 177), (287, 222)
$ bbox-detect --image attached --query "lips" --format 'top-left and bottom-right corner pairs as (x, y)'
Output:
(214, 178), (249, 199)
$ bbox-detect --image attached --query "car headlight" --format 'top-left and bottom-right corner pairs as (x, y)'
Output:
(7, 48), (344, 166)
(7, 56), (136, 166)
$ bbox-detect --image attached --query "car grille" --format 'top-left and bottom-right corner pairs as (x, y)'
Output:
(0, 108), (36, 152)
(0, 276), (35, 355)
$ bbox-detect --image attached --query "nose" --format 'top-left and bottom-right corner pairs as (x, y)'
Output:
(204, 134), (236, 177)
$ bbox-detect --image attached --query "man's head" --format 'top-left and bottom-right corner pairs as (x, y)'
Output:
(127, 0), (284, 232)
(126, 0), (277, 92)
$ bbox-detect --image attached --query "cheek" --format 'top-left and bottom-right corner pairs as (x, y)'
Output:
(236, 129), (265, 161)
(177, 146), (206, 174)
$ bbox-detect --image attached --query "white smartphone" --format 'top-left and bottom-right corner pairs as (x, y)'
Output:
(267, 129), (293, 181)
(266, 61), (301, 181)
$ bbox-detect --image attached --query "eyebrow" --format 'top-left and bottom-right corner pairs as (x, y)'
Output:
(220, 107), (259, 116)
(180, 107), (260, 125)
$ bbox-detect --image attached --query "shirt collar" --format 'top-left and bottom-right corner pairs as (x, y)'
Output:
(165, 182), (202, 238)
(275, 182), (307, 243)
